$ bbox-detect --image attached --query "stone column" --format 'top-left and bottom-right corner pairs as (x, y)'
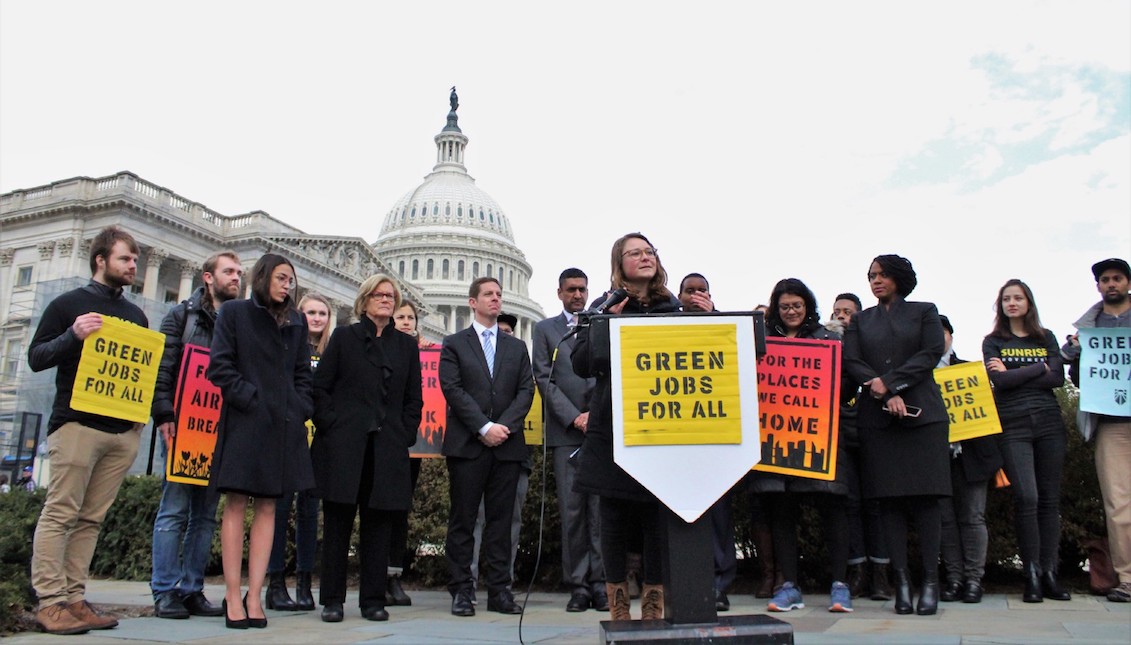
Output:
(142, 249), (168, 301)
(177, 261), (196, 301)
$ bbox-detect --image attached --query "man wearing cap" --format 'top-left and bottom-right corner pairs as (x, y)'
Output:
(17, 465), (37, 492)
(1061, 258), (1131, 603)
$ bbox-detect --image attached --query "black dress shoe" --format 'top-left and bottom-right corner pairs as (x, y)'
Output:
(154, 591), (190, 619)
(940, 579), (963, 602)
(243, 595), (266, 628)
(962, 580), (983, 603)
(321, 603), (344, 623)
(361, 606), (389, 621)
(451, 589), (475, 617)
(487, 590), (523, 615)
(591, 588), (609, 612)
(181, 592), (224, 617)
(222, 599), (248, 630)
(715, 588), (731, 612)
(566, 591), (591, 612)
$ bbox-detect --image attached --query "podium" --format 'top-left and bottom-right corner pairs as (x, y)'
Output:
(582, 311), (793, 644)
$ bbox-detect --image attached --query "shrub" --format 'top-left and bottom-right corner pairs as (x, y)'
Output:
(0, 488), (44, 633)
(90, 475), (163, 580)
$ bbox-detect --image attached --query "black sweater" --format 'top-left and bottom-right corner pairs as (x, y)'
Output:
(981, 330), (1064, 419)
(28, 281), (149, 434)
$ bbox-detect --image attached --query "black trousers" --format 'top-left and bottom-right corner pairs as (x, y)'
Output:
(445, 452), (521, 595)
(599, 496), (663, 585)
(762, 491), (849, 585)
(881, 495), (942, 578)
(320, 436), (394, 610)
(388, 457), (423, 572)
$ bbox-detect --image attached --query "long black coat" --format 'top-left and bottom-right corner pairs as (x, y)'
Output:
(842, 297), (950, 499)
(571, 294), (681, 502)
(311, 316), (423, 509)
(207, 295), (314, 498)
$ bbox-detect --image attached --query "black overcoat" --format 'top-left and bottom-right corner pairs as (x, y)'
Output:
(842, 297), (950, 499)
(311, 316), (423, 509)
(207, 295), (314, 498)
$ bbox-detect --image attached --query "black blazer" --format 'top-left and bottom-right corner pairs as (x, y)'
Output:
(311, 317), (422, 509)
(843, 297), (948, 429)
(440, 325), (534, 462)
(532, 313), (595, 448)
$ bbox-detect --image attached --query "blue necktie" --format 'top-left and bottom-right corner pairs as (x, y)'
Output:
(482, 329), (495, 377)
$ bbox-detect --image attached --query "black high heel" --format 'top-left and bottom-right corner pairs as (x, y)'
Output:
(243, 594), (267, 629)
(223, 599), (248, 630)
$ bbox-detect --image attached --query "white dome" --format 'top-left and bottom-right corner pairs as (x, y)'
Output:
(379, 169), (515, 244)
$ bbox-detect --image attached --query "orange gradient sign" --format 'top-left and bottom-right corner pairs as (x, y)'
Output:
(166, 344), (221, 485)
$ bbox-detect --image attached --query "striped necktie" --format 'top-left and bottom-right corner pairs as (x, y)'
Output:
(482, 329), (495, 377)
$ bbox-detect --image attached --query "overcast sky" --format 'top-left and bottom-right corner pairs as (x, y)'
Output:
(2, 1), (1128, 359)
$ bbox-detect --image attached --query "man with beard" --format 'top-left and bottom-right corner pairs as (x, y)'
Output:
(150, 252), (243, 619)
(1061, 258), (1131, 603)
(27, 226), (148, 634)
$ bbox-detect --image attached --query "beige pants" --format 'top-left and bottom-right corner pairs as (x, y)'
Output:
(1096, 420), (1131, 584)
(32, 422), (140, 606)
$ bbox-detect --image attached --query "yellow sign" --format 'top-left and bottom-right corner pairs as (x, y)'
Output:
(71, 316), (165, 423)
(524, 387), (543, 446)
(933, 362), (1002, 442)
(620, 324), (742, 446)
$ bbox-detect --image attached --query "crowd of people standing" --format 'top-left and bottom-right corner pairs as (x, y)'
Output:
(22, 224), (1130, 635)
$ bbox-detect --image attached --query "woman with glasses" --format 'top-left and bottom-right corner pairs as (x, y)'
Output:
(751, 278), (855, 614)
(310, 275), (423, 622)
(572, 232), (681, 621)
(842, 254), (949, 616)
(207, 253), (315, 629)
(982, 279), (1070, 603)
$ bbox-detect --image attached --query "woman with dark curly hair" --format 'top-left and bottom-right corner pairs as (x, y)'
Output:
(843, 255), (949, 616)
(753, 278), (854, 614)
(982, 279), (1069, 603)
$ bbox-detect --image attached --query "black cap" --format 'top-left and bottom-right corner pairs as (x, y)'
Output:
(1092, 258), (1130, 281)
(497, 313), (518, 330)
(939, 315), (954, 335)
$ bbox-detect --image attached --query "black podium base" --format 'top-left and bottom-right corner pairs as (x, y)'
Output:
(600, 614), (794, 644)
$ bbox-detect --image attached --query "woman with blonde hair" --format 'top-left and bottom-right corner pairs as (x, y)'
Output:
(311, 275), (423, 622)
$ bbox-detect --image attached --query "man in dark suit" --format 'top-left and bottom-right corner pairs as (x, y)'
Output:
(441, 277), (534, 616)
(532, 268), (606, 612)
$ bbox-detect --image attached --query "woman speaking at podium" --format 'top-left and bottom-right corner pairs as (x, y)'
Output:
(572, 232), (682, 622)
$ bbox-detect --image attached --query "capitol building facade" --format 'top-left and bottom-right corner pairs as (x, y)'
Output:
(0, 92), (543, 481)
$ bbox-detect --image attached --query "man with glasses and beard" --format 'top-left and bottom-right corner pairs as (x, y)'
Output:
(150, 252), (243, 619)
(27, 226), (149, 635)
(1061, 258), (1131, 603)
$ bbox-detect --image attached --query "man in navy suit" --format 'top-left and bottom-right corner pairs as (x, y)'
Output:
(441, 277), (534, 616)
(532, 268), (607, 612)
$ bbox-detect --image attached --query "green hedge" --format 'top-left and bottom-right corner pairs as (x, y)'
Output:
(0, 386), (1108, 633)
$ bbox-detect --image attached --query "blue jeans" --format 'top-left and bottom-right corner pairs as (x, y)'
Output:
(269, 490), (320, 573)
(150, 475), (219, 597)
(997, 409), (1066, 570)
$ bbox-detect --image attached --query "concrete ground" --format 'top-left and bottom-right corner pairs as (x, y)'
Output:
(6, 579), (1129, 644)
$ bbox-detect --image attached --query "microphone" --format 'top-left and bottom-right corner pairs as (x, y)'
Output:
(588, 288), (629, 315)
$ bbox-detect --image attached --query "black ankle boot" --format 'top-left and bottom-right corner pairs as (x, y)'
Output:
(1040, 569), (1071, 601)
(870, 563), (894, 601)
(1022, 562), (1043, 603)
(386, 575), (412, 606)
(266, 572), (298, 611)
(846, 563), (866, 598)
(295, 571), (315, 610)
(917, 573), (939, 616)
(893, 568), (913, 615)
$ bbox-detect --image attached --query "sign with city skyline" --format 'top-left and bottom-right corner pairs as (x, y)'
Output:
(753, 337), (841, 481)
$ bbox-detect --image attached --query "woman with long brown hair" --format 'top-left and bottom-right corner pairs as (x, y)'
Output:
(982, 279), (1070, 603)
(208, 253), (315, 629)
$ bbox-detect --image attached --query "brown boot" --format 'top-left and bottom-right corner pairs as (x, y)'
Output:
(641, 584), (664, 621)
(36, 602), (90, 635)
(68, 600), (119, 630)
(606, 582), (631, 621)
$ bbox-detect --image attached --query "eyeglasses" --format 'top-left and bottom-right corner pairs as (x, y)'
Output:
(778, 302), (805, 313)
(273, 273), (296, 290)
(368, 291), (396, 301)
(622, 247), (658, 261)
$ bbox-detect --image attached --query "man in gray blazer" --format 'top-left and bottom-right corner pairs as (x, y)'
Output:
(441, 277), (534, 616)
(532, 268), (607, 612)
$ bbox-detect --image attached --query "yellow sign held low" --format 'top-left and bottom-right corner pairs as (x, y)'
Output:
(933, 361), (1002, 442)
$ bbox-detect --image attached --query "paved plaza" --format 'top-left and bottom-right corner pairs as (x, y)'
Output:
(5, 579), (1129, 644)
